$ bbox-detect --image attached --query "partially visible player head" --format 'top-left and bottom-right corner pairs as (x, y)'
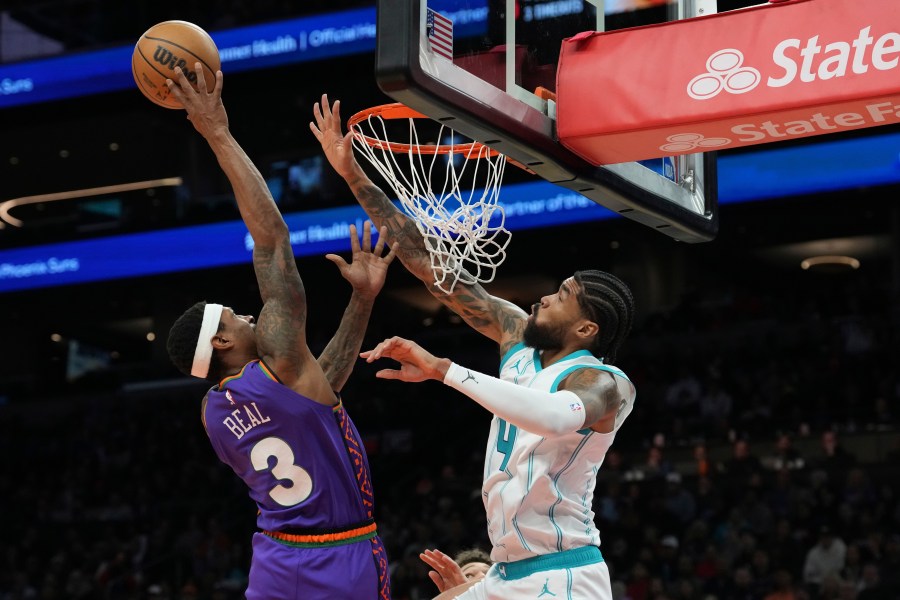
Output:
(167, 301), (259, 382)
(454, 548), (492, 582)
(523, 269), (634, 362)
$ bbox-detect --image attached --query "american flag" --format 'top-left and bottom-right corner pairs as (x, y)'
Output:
(426, 8), (453, 61)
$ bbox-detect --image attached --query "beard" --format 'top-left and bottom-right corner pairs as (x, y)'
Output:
(522, 308), (567, 351)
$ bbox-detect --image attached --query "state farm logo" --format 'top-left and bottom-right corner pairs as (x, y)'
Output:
(688, 26), (900, 101)
(659, 133), (731, 153)
(687, 49), (761, 99)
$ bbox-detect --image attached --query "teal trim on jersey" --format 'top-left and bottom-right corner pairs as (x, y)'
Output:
(500, 342), (526, 371)
(498, 473), (516, 540)
(511, 440), (540, 553)
(511, 513), (531, 553)
(565, 349), (595, 362)
(582, 466), (599, 545)
(495, 546), (603, 581)
(567, 567), (574, 599)
(548, 434), (592, 551)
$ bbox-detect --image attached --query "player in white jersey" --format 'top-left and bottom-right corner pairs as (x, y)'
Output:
(313, 95), (637, 600)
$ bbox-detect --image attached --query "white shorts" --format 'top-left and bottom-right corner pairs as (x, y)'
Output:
(453, 546), (611, 600)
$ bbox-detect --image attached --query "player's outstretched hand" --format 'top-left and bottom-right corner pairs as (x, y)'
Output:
(166, 61), (228, 139)
(420, 549), (467, 593)
(310, 94), (357, 180)
(360, 336), (450, 383)
(327, 221), (397, 301)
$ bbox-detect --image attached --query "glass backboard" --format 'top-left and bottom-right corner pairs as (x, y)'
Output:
(375, 0), (718, 242)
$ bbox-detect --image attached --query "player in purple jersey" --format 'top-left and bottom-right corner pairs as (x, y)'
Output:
(163, 66), (394, 600)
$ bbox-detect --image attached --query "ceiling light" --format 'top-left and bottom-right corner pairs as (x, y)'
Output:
(800, 255), (860, 271)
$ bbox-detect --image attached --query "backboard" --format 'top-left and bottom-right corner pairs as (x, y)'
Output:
(375, 0), (718, 242)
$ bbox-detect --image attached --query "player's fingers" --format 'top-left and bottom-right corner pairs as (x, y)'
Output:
(420, 550), (442, 567)
(383, 242), (399, 264)
(166, 78), (186, 104)
(361, 220), (372, 252)
(371, 224), (385, 255)
(375, 369), (401, 380)
(194, 63), (208, 93)
(324, 254), (348, 270)
(171, 66), (188, 88)
(333, 99), (341, 125)
(309, 121), (322, 140)
(213, 69), (224, 97)
(321, 93), (332, 119)
(313, 101), (324, 126)
(361, 341), (387, 362)
(427, 572), (445, 592)
(348, 223), (361, 253)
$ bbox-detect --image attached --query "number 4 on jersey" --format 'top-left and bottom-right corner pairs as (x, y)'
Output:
(496, 418), (518, 471)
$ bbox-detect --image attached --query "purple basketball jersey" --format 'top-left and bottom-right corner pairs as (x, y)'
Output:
(204, 360), (373, 532)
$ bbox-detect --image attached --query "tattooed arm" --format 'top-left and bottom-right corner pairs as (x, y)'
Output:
(311, 95), (527, 354)
(317, 223), (396, 391)
(168, 65), (313, 386)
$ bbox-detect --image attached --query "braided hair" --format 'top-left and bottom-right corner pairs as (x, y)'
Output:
(572, 270), (634, 364)
(166, 300), (223, 381)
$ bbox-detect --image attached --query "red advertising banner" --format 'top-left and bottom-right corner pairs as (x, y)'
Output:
(557, 0), (900, 165)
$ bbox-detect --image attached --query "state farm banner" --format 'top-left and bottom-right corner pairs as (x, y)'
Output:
(557, 0), (900, 165)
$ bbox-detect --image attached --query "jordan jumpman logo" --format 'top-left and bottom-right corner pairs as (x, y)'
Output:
(537, 578), (556, 597)
(462, 370), (478, 384)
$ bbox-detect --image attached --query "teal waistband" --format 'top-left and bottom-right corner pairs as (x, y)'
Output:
(495, 546), (604, 581)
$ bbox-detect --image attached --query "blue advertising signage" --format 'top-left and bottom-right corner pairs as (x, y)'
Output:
(0, 5), (489, 109)
(0, 182), (611, 294)
(2, 128), (899, 294)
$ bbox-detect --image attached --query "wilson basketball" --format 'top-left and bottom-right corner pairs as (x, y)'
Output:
(132, 21), (220, 109)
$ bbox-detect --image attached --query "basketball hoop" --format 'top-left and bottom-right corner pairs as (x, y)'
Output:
(348, 103), (510, 294)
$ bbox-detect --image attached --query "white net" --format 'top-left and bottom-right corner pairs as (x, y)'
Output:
(350, 109), (510, 294)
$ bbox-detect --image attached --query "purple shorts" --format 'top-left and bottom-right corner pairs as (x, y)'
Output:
(246, 532), (391, 600)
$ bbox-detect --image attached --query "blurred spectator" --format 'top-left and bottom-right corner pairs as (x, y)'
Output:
(691, 443), (711, 478)
(768, 518), (809, 577)
(764, 569), (801, 600)
(803, 526), (848, 595)
(768, 432), (806, 471)
(699, 377), (734, 436)
(720, 438), (763, 482)
(814, 430), (857, 471)
(662, 473), (697, 526)
(723, 565), (757, 600)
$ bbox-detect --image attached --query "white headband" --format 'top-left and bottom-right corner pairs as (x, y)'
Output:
(191, 303), (224, 378)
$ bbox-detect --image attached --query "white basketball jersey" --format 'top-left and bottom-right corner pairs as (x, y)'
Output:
(483, 343), (635, 563)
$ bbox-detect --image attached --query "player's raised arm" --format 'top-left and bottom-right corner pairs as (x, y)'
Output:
(311, 94), (527, 352)
(317, 223), (397, 391)
(168, 64), (310, 377)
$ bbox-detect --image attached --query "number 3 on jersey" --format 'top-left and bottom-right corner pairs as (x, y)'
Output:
(496, 418), (518, 471)
(251, 436), (313, 507)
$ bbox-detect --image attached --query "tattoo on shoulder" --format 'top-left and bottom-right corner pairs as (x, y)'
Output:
(563, 368), (619, 412)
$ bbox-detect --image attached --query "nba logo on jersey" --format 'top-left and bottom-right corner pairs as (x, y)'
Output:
(226, 390), (235, 405)
(569, 403), (582, 412)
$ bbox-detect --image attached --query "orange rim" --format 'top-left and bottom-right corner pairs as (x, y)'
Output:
(348, 103), (501, 157)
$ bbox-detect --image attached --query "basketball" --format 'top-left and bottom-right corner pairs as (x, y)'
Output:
(132, 21), (220, 109)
